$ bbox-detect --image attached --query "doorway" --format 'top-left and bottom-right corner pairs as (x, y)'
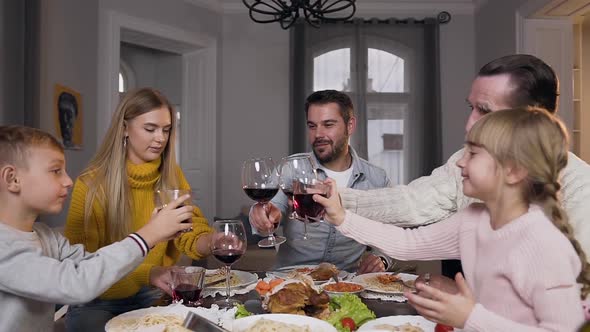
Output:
(97, 11), (218, 218)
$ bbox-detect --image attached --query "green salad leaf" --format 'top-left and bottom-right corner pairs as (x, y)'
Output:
(235, 304), (252, 319)
(326, 294), (376, 332)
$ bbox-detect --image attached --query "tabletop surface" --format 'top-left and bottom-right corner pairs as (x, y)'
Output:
(199, 271), (418, 318)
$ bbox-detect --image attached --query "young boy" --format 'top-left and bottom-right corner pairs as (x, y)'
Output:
(0, 125), (194, 331)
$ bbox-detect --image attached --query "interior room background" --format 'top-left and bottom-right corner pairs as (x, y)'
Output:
(0, 0), (581, 228)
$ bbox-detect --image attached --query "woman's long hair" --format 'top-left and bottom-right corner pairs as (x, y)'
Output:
(467, 107), (590, 298)
(80, 88), (180, 243)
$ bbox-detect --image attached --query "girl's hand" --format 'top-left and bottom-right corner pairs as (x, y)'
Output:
(312, 178), (346, 226)
(136, 195), (194, 247)
(149, 266), (174, 296)
(404, 273), (475, 328)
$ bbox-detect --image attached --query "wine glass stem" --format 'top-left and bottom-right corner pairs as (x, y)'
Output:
(224, 265), (231, 302)
(263, 203), (277, 244)
(303, 218), (308, 240)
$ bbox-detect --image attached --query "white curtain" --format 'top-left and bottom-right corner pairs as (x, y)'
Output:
(291, 18), (442, 184)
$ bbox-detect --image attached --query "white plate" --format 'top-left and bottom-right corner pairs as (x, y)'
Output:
(105, 304), (237, 332)
(358, 315), (436, 331)
(268, 265), (350, 284)
(233, 313), (337, 332)
(105, 305), (190, 332)
(352, 273), (418, 295)
(205, 270), (259, 290)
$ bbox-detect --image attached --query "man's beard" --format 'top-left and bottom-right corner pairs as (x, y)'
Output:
(312, 136), (349, 164)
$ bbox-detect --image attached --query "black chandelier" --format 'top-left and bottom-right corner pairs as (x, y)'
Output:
(242, 0), (356, 29)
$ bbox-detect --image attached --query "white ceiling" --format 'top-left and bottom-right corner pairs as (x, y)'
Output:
(534, 0), (590, 18)
(184, 0), (485, 15)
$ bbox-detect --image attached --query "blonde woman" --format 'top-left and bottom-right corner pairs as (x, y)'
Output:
(64, 88), (213, 331)
(318, 108), (589, 331)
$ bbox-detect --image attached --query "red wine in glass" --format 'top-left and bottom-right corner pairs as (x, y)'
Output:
(281, 188), (294, 197)
(243, 188), (279, 204)
(211, 219), (247, 309)
(242, 157), (285, 247)
(212, 249), (243, 265)
(173, 283), (202, 304)
(294, 193), (327, 222)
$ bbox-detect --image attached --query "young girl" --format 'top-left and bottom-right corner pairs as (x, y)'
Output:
(317, 107), (589, 331)
(64, 88), (214, 331)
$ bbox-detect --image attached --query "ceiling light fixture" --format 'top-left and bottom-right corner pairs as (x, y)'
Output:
(242, 0), (356, 29)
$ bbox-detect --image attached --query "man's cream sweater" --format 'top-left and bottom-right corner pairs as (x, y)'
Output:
(340, 149), (590, 256)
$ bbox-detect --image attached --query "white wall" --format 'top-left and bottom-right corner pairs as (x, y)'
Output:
(0, 0), (25, 125)
(217, 12), (476, 218)
(474, 0), (530, 67)
(439, 14), (476, 159)
(218, 15), (290, 217)
(100, 0), (221, 40)
(38, 0), (100, 227)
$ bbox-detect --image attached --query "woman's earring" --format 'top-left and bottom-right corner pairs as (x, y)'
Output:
(123, 136), (128, 148)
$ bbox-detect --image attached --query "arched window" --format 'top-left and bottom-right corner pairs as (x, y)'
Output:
(367, 48), (405, 93)
(313, 42), (412, 185)
(119, 60), (135, 94)
(118, 73), (126, 93)
(313, 48), (351, 91)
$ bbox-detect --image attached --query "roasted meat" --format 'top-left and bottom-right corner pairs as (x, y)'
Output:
(309, 262), (339, 281)
(266, 280), (330, 318)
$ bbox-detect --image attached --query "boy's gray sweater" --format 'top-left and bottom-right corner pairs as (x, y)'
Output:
(0, 222), (144, 332)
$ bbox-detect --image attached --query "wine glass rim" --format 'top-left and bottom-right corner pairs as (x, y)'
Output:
(173, 267), (205, 274)
(283, 153), (311, 160)
(155, 188), (193, 194)
(214, 219), (243, 224)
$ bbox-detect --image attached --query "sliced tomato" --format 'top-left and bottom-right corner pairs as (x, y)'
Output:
(341, 317), (356, 331)
(434, 323), (454, 332)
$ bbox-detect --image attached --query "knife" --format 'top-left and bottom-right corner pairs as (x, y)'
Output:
(183, 312), (230, 332)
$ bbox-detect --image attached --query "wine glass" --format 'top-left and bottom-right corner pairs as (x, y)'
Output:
(211, 219), (247, 309)
(278, 154), (317, 240)
(154, 189), (194, 232)
(293, 180), (329, 223)
(242, 157), (285, 247)
(170, 266), (205, 306)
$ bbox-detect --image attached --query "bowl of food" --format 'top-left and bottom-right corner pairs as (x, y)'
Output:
(321, 281), (365, 297)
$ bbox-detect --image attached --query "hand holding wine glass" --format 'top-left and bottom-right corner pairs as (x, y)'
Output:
(211, 219), (247, 309)
(278, 154), (317, 240)
(309, 178), (345, 226)
(293, 179), (329, 222)
(154, 189), (194, 232)
(242, 157), (284, 247)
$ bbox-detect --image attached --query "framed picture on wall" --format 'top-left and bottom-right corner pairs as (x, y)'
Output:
(54, 84), (83, 150)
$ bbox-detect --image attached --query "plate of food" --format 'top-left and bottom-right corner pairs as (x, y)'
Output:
(204, 269), (258, 290)
(269, 263), (349, 284)
(321, 281), (365, 297)
(352, 272), (417, 295)
(105, 304), (238, 332)
(357, 315), (436, 331)
(233, 314), (338, 332)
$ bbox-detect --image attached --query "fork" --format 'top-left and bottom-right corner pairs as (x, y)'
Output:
(393, 279), (416, 292)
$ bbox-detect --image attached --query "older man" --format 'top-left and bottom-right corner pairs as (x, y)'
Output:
(339, 54), (590, 288)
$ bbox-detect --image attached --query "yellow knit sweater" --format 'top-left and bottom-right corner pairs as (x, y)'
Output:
(64, 158), (213, 300)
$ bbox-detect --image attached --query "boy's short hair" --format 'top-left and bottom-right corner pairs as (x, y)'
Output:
(0, 126), (64, 168)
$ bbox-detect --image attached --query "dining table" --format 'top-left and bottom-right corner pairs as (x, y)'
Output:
(198, 270), (418, 318)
